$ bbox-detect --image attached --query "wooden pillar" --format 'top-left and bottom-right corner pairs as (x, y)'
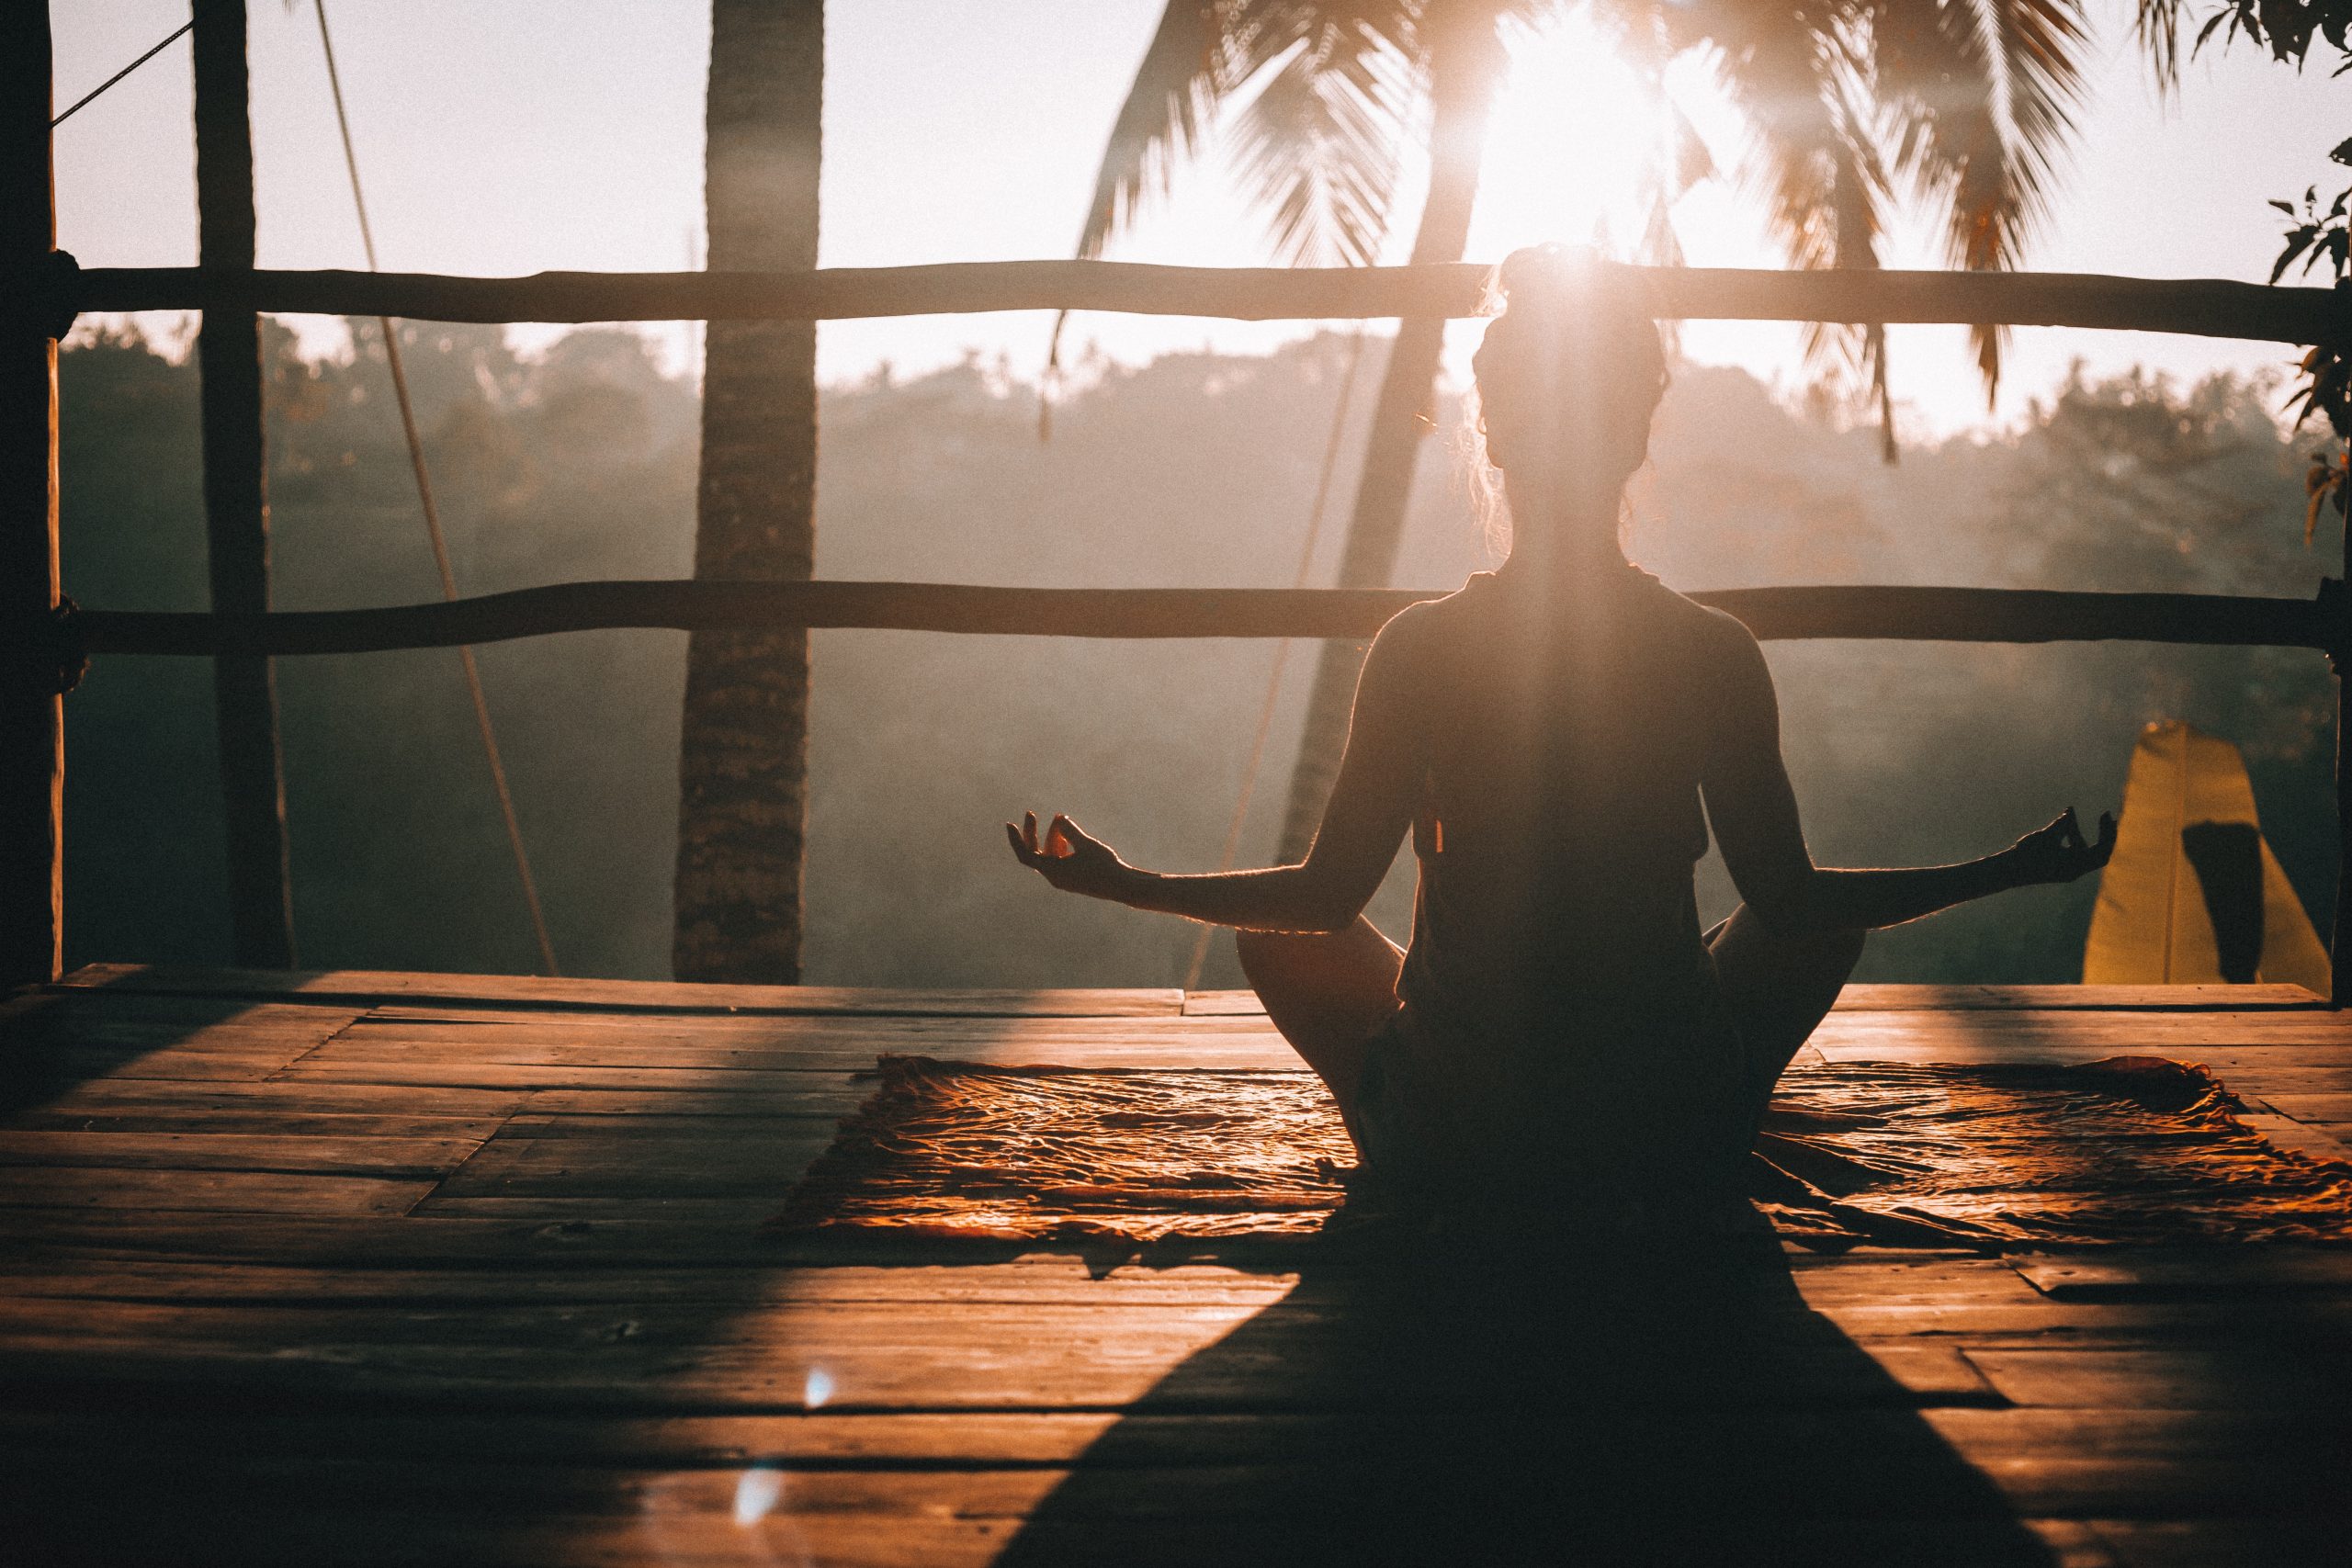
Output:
(192, 0), (295, 967)
(0, 6), (62, 989)
(2334, 490), (2352, 1007)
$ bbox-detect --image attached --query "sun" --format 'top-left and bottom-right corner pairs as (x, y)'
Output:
(1469, 12), (1688, 262)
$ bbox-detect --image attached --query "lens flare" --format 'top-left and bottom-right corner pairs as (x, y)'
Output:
(732, 1465), (785, 1527)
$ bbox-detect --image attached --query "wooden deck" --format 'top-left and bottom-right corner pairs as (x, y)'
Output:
(0, 965), (2347, 1565)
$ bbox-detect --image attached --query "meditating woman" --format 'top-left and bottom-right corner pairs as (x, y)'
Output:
(1007, 246), (2114, 1224)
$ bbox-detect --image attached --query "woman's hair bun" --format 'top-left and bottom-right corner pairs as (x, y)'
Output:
(1486, 244), (1667, 404)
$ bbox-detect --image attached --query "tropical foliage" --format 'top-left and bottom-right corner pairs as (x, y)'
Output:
(2132, 0), (2352, 528)
(55, 323), (2335, 986)
(1076, 0), (2101, 416)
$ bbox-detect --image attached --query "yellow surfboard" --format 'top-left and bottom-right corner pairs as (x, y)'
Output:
(2083, 720), (2329, 990)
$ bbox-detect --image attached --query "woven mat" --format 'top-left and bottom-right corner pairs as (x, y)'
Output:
(768, 1053), (2352, 1249)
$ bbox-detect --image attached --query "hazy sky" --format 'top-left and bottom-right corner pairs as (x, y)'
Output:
(48, 0), (2352, 434)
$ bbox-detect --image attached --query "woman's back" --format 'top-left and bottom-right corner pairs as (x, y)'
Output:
(1394, 566), (1740, 1024)
(1365, 566), (1757, 1203)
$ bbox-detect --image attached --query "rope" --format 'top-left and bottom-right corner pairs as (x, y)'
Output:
(51, 19), (194, 129)
(1180, 328), (1369, 989)
(312, 0), (560, 976)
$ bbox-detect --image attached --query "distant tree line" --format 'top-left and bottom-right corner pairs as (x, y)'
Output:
(55, 321), (2335, 985)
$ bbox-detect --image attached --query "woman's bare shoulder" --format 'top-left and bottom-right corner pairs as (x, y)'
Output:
(1646, 581), (1772, 692)
(1376, 575), (1493, 647)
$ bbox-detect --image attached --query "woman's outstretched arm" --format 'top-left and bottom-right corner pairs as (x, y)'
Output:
(1006, 615), (1424, 933)
(1700, 625), (2114, 933)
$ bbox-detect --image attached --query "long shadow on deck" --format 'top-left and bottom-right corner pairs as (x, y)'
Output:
(998, 1235), (2056, 1566)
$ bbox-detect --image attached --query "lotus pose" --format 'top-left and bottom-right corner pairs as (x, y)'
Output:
(1009, 247), (2114, 1221)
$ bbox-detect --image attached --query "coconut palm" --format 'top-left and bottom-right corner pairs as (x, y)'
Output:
(674, 0), (824, 983)
(1068, 0), (2094, 856)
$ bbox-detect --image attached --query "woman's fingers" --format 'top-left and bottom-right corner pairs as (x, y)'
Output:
(1010, 811), (1085, 866)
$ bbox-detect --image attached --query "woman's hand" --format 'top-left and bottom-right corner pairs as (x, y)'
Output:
(1006, 811), (1135, 902)
(2007, 807), (2119, 886)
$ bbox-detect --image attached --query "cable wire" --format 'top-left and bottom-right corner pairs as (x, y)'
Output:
(1180, 328), (1369, 990)
(51, 18), (194, 129)
(313, 0), (559, 976)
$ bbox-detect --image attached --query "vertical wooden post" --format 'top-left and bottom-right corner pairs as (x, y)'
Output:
(0, 6), (62, 990)
(192, 0), (295, 967)
(2333, 491), (2352, 1006)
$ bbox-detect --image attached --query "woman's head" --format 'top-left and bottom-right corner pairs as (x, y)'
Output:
(1469, 246), (1668, 536)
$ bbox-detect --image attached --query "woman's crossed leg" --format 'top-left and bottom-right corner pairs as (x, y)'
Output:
(1234, 919), (1403, 1147)
(1236, 907), (1865, 1152)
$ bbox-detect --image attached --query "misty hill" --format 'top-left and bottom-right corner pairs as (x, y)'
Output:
(56, 322), (2335, 986)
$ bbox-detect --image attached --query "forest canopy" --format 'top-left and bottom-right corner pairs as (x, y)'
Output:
(55, 321), (2337, 986)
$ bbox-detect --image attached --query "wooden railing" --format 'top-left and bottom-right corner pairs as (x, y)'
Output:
(57, 258), (2352, 343)
(6, 4), (2350, 998)
(66, 582), (2339, 658)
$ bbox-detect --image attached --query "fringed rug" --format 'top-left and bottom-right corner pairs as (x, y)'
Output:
(768, 1054), (2352, 1249)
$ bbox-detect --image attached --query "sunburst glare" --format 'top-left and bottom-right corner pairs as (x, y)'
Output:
(1471, 11), (1685, 261)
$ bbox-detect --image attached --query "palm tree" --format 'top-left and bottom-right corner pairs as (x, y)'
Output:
(674, 0), (824, 984)
(1069, 0), (2094, 857)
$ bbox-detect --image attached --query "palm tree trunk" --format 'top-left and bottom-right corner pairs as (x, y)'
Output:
(1276, 16), (1503, 861)
(674, 0), (822, 983)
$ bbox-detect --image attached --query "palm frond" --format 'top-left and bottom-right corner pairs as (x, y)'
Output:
(1228, 17), (1415, 265)
(1071, 3), (1425, 264)
(2133, 0), (2186, 94)
(1869, 0), (2089, 400)
(1073, 2), (1229, 262)
(1703, 5), (1894, 442)
(1045, 2), (1419, 433)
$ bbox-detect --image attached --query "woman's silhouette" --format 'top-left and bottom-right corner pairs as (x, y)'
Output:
(1010, 245), (2114, 1222)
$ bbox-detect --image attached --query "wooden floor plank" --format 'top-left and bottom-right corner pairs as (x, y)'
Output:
(1962, 1347), (2352, 1408)
(1808, 1011), (2352, 1053)
(58, 964), (1184, 1018)
(1183, 984), (2331, 1016)
(424, 1125), (839, 1201)
(2253, 1091), (2352, 1121)
(1830, 985), (2328, 1011)
(0, 1168), (435, 1216)
(0, 1129), (488, 1177)
(2007, 1249), (2352, 1299)
(10, 1078), (528, 1123)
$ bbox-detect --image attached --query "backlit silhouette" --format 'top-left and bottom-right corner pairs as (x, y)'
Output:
(1012, 246), (2117, 1218)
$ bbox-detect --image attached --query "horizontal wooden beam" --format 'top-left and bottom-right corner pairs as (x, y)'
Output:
(68, 261), (2352, 343)
(68, 580), (2331, 656)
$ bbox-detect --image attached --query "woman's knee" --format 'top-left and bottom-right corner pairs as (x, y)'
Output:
(1233, 927), (1286, 987)
(1236, 921), (1404, 1014)
(1235, 927), (1339, 993)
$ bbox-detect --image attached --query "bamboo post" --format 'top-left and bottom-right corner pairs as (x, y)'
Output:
(191, 0), (295, 967)
(2335, 483), (2352, 1007)
(0, 6), (62, 989)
